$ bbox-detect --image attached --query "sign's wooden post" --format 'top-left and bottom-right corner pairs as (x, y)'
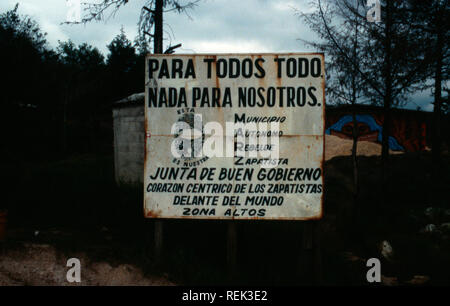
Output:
(313, 221), (323, 284)
(227, 222), (237, 280)
(154, 220), (163, 267)
(152, 0), (164, 269)
(298, 221), (323, 284)
(297, 221), (313, 283)
(143, 53), (325, 281)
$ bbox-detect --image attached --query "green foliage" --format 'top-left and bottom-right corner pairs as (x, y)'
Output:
(106, 27), (144, 100)
(0, 3), (47, 52)
(298, 0), (439, 108)
(107, 27), (135, 68)
(443, 89), (449, 114)
(134, 34), (150, 57)
(0, 4), (146, 159)
(58, 41), (105, 70)
(0, 4), (61, 161)
(0, 4), (48, 107)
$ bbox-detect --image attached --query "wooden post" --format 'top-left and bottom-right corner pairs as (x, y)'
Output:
(297, 221), (322, 285)
(153, 0), (163, 54)
(298, 221), (313, 283)
(154, 220), (163, 267)
(312, 221), (323, 284)
(153, 0), (164, 269)
(227, 221), (237, 280)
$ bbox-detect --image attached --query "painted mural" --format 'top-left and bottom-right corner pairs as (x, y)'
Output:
(325, 111), (428, 152)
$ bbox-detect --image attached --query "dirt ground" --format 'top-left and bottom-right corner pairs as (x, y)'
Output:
(1, 135), (448, 286)
(0, 241), (173, 286)
(324, 134), (406, 160)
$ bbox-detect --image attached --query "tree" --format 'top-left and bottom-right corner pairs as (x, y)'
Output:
(298, 0), (367, 232)
(107, 27), (136, 69)
(65, 0), (200, 54)
(134, 33), (151, 57)
(443, 89), (450, 115)
(68, 0), (202, 266)
(0, 4), (48, 109)
(0, 4), (62, 160)
(106, 27), (141, 99)
(405, 0), (449, 206)
(57, 40), (106, 153)
(300, 1), (426, 205)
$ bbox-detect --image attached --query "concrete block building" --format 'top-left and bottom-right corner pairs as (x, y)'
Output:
(113, 93), (433, 184)
(112, 93), (145, 184)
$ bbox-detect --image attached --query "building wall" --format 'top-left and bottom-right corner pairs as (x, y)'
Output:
(113, 104), (145, 184)
(326, 106), (430, 152)
(112, 101), (432, 185)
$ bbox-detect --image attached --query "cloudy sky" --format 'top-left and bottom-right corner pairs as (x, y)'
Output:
(0, 0), (434, 110)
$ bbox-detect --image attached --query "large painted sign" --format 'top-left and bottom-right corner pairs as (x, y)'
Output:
(144, 53), (325, 220)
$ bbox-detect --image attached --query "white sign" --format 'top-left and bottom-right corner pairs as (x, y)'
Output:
(144, 53), (324, 220)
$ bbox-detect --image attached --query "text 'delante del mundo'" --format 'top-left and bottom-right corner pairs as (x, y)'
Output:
(144, 53), (325, 220)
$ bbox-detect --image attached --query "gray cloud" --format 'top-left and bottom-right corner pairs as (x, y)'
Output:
(163, 0), (315, 53)
(0, 0), (313, 54)
(0, 0), (438, 111)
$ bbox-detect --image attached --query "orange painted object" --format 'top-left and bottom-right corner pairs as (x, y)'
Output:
(0, 210), (7, 241)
